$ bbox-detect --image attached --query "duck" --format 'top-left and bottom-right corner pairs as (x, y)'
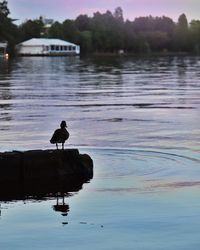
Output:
(50, 121), (69, 149)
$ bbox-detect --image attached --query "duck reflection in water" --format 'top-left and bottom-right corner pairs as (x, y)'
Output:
(53, 193), (69, 216)
(50, 121), (69, 150)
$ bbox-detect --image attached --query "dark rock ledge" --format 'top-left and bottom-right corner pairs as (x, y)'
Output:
(0, 149), (93, 200)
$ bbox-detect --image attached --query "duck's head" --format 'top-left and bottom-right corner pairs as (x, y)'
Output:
(60, 120), (67, 129)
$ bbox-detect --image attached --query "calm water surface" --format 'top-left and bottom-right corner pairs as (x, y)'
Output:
(0, 56), (200, 249)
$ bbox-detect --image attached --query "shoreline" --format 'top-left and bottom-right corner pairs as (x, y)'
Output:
(86, 51), (198, 57)
(8, 50), (200, 59)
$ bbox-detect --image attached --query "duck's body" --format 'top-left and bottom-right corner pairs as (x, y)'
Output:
(50, 121), (69, 149)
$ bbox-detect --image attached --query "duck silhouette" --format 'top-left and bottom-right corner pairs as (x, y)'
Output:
(50, 121), (69, 149)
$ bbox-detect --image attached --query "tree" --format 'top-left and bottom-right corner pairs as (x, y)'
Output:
(155, 16), (175, 36)
(133, 16), (155, 32)
(124, 20), (137, 52)
(48, 21), (62, 38)
(0, 0), (18, 55)
(62, 19), (80, 44)
(90, 9), (125, 52)
(79, 31), (92, 53)
(0, 0), (10, 40)
(0, 0), (9, 17)
(18, 19), (44, 41)
(146, 31), (169, 51)
(113, 7), (123, 22)
(178, 14), (188, 30)
(91, 11), (112, 52)
(174, 14), (190, 51)
(75, 14), (91, 31)
(190, 20), (200, 53)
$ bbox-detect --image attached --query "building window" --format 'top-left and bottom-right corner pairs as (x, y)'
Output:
(69, 46), (72, 51)
(72, 46), (76, 51)
(51, 45), (55, 51)
(56, 45), (59, 51)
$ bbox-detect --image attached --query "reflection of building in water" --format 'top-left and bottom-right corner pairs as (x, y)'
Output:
(53, 193), (69, 216)
(0, 42), (8, 58)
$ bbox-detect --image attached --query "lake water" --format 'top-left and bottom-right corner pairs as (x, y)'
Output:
(0, 56), (200, 249)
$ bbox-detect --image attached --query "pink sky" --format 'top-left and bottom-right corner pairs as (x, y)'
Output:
(8, 0), (200, 24)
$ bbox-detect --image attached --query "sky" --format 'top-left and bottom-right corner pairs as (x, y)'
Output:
(7, 0), (200, 24)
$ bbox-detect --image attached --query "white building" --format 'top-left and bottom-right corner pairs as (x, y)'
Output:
(39, 16), (54, 35)
(40, 16), (54, 29)
(17, 38), (80, 56)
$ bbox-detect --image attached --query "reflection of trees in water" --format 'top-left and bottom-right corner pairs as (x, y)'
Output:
(176, 57), (188, 82)
(76, 57), (124, 102)
(175, 57), (199, 106)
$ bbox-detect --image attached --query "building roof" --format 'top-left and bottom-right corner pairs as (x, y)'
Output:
(19, 38), (78, 47)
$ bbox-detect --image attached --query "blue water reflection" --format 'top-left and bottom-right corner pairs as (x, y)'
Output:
(1, 147), (200, 249)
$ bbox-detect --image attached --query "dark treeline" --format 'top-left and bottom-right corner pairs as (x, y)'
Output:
(1, 1), (200, 55)
(0, 0), (19, 55)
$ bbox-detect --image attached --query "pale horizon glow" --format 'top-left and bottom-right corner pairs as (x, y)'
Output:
(7, 0), (200, 24)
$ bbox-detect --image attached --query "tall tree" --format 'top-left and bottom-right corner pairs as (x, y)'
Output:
(0, 0), (9, 17)
(113, 7), (123, 22)
(178, 14), (188, 30)
(174, 14), (190, 51)
(0, 0), (10, 40)
(0, 0), (18, 55)
(190, 20), (200, 53)
(124, 20), (137, 52)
